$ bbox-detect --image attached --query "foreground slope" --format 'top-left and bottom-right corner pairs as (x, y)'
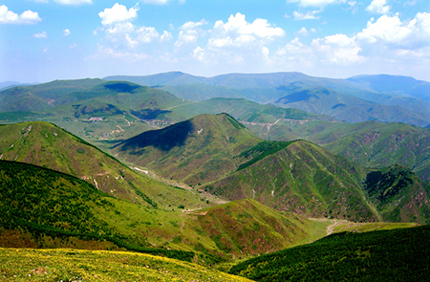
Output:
(230, 225), (430, 282)
(0, 121), (210, 210)
(0, 248), (253, 282)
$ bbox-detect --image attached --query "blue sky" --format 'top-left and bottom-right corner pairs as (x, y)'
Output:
(1, 0), (430, 83)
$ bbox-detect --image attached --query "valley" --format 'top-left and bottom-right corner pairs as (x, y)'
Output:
(1, 72), (430, 281)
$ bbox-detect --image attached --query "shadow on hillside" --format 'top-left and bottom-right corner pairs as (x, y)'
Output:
(115, 120), (193, 152)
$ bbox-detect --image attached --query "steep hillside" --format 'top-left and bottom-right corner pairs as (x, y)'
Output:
(316, 121), (430, 182)
(206, 140), (377, 222)
(113, 113), (261, 185)
(0, 121), (211, 210)
(0, 160), (324, 261)
(363, 165), (430, 223)
(230, 225), (430, 282)
(194, 199), (322, 258)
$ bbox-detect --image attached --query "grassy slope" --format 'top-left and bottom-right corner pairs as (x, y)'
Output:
(230, 225), (430, 282)
(0, 121), (211, 210)
(192, 199), (327, 258)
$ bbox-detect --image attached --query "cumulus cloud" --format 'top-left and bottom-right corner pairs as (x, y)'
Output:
(356, 12), (430, 48)
(99, 3), (139, 26)
(63, 29), (71, 36)
(175, 19), (207, 48)
(208, 13), (285, 49)
(293, 10), (321, 20)
(97, 3), (161, 50)
(160, 30), (173, 42)
(54, 0), (92, 4)
(366, 0), (390, 14)
(33, 31), (47, 38)
(312, 33), (364, 64)
(297, 27), (316, 36)
(287, 0), (346, 7)
(0, 5), (41, 24)
(91, 45), (149, 61)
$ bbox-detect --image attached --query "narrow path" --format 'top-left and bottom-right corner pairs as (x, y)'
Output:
(164, 101), (198, 111)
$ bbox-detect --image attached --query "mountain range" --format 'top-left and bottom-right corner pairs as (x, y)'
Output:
(1, 71), (430, 279)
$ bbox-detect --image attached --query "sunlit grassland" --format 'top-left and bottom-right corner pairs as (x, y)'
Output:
(0, 248), (253, 282)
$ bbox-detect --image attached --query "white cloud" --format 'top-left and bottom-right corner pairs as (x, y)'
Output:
(33, 31), (47, 38)
(141, 0), (169, 4)
(160, 30), (173, 42)
(175, 19), (207, 48)
(208, 13), (285, 49)
(312, 33), (364, 64)
(136, 26), (159, 43)
(293, 10), (321, 20)
(54, 0), (92, 4)
(63, 29), (71, 36)
(356, 12), (430, 48)
(287, 0), (346, 7)
(297, 27), (309, 36)
(99, 3), (138, 26)
(91, 45), (149, 61)
(29, 0), (48, 3)
(366, 0), (390, 15)
(0, 5), (41, 24)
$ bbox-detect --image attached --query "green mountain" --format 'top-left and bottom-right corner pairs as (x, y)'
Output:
(0, 121), (212, 210)
(230, 225), (430, 282)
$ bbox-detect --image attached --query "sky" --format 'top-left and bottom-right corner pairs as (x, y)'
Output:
(1, 0), (430, 83)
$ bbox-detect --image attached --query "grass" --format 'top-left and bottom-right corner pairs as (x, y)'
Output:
(0, 248), (254, 282)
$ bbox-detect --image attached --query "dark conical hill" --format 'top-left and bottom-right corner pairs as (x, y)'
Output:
(113, 113), (262, 185)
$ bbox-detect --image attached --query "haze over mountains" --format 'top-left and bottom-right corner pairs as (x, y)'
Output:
(1, 71), (430, 280)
